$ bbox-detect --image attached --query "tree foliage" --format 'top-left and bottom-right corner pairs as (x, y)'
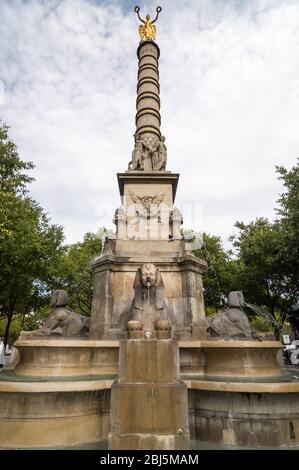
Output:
(50, 232), (102, 316)
(193, 233), (241, 313)
(0, 122), (64, 345)
(229, 161), (299, 338)
(276, 161), (299, 299)
(230, 218), (288, 337)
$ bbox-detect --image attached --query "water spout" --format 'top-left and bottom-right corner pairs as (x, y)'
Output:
(246, 303), (281, 329)
(146, 281), (150, 304)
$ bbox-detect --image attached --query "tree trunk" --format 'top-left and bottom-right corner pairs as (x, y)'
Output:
(269, 302), (280, 340)
(274, 325), (280, 341)
(3, 313), (13, 348)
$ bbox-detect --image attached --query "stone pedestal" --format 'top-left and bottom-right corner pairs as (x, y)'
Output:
(90, 240), (207, 341)
(117, 171), (179, 240)
(108, 339), (190, 450)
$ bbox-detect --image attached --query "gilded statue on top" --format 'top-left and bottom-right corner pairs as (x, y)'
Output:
(134, 5), (162, 41)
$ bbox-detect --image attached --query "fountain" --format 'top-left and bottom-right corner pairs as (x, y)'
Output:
(1, 6), (299, 450)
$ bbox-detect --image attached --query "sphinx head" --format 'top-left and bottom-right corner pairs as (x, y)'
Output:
(228, 291), (246, 309)
(50, 290), (69, 308)
(140, 263), (157, 288)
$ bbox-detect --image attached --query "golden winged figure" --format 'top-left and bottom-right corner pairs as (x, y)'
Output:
(134, 6), (162, 41)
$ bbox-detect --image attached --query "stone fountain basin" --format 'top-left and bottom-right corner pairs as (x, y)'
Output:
(13, 339), (119, 376)
(178, 340), (283, 378)
(13, 338), (283, 379)
(0, 377), (112, 449)
(183, 340), (282, 378)
(4, 337), (289, 448)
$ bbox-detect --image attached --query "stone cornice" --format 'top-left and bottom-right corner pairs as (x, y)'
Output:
(117, 171), (179, 201)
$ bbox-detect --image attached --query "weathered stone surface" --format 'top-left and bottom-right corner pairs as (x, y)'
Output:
(118, 339), (180, 383)
(128, 263), (169, 336)
(128, 134), (167, 172)
(0, 384), (110, 448)
(170, 207), (183, 239)
(89, 244), (207, 340)
(188, 388), (299, 448)
(117, 172), (179, 241)
(109, 339), (190, 450)
(124, 182), (173, 240)
(90, 269), (114, 339)
(109, 432), (188, 451)
(207, 291), (260, 340)
(202, 340), (282, 377)
(13, 339), (119, 376)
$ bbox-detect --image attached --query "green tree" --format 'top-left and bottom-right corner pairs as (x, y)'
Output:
(52, 231), (102, 316)
(230, 161), (299, 339)
(231, 218), (292, 338)
(276, 161), (299, 299)
(0, 122), (64, 346)
(193, 232), (242, 313)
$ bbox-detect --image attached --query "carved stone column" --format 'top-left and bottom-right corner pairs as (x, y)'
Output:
(135, 40), (161, 166)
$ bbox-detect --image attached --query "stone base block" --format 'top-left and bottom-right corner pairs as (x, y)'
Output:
(110, 382), (189, 436)
(119, 339), (180, 383)
(109, 338), (190, 450)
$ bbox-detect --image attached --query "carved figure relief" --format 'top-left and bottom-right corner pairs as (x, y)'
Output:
(128, 134), (167, 171)
(170, 207), (183, 239)
(170, 207), (183, 223)
(129, 190), (165, 221)
(128, 134), (146, 170)
(152, 136), (167, 170)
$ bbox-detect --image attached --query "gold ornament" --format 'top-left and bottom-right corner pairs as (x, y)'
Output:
(134, 6), (162, 42)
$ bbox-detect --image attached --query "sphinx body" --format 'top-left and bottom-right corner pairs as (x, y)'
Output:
(207, 291), (260, 340)
(21, 290), (90, 338)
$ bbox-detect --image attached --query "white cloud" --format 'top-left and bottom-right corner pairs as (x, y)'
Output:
(0, 0), (298, 245)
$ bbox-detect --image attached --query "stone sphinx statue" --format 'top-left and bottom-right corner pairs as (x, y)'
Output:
(20, 290), (90, 339)
(207, 291), (262, 341)
(128, 263), (170, 337)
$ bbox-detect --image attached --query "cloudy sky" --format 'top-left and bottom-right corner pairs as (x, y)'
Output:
(1, 0), (298, 245)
